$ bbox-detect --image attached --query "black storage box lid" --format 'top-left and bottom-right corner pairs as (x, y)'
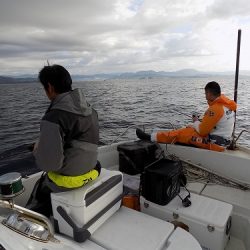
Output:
(117, 140), (157, 153)
(117, 140), (159, 175)
(145, 159), (181, 177)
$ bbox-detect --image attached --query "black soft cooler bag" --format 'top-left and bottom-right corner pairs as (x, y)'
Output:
(141, 159), (182, 205)
(117, 140), (158, 175)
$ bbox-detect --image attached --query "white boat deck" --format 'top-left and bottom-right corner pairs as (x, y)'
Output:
(1, 142), (249, 249)
(227, 237), (246, 250)
(112, 161), (250, 215)
(115, 164), (250, 250)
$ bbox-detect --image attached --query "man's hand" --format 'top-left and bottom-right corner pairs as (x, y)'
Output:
(186, 123), (193, 128)
(192, 115), (199, 122)
(28, 141), (39, 152)
(191, 112), (200, 122)
(33, 141), (39, 151)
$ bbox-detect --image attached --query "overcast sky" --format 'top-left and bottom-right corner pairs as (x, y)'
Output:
(0, 0), (250, 76)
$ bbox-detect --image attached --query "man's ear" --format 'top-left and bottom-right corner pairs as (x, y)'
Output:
(46, 83), (56, 100)
(47, 82), (54, 93)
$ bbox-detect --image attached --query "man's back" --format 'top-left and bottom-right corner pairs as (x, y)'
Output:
(34, 88), (99, 176)
(195, 94), (237, 140)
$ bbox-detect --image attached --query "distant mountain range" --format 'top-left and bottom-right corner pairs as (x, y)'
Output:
(72, 69), (250, 81)
(0, 76), (37, 84)
(1, 69), (250, 84)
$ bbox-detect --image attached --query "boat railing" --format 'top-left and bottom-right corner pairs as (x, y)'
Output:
(110, 124), (249, 151)
(234, 129), (249, 144)
(110, 125), (138, 144)
(0, 199), (56, 242)
(110, 122), (177, 144)
(228, 129), (249, 150)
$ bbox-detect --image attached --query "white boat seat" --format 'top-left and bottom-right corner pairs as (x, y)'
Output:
(51, 168), (123, 242)
(166, 227), (202, 250)
(91, 206), (202, 250)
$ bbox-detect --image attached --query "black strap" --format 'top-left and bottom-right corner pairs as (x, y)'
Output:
(209, 134), (230, 146)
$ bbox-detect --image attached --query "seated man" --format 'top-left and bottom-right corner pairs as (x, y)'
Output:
(26, 64), (100, 216)
(136, 81), (237, 152)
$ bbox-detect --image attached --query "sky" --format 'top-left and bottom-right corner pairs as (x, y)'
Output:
(0, 0), (250, 76)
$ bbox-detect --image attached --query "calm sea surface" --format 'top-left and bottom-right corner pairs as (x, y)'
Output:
(0, 76), (250, 172)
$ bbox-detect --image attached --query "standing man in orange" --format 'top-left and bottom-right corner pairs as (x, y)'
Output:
(136, 81), (237, 151)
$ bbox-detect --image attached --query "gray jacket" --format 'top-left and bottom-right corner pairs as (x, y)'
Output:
(34, 88), (99, 176)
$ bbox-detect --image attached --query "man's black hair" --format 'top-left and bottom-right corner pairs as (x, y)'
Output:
(205, 81), (221, 96)
(38, 64), (72, 93)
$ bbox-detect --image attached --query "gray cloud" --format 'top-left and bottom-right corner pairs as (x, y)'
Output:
(0, 0), (249, 75)
(206, 0), (250, 19)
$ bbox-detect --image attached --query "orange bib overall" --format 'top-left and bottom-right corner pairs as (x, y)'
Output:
(155, 127), (225, 152)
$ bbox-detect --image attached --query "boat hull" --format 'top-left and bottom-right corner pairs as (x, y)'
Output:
(165, 144), (250, 185)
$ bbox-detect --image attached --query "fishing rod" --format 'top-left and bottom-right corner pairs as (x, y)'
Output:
(172, 109), (200, 120)
(172, 110), (192, 119)
(0, 144), (32, 160)
(0, 139), (106, 160)
(228, 29), (241, 150)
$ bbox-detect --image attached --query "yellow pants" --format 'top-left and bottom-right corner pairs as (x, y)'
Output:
(48, 169), (99, 189)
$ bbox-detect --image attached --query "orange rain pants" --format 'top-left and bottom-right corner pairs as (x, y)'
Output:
(155, 127), (225, 152)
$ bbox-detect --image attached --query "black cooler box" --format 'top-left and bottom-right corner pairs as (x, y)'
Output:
(117, 140), (159, 175)
(141, 159), (182, 205)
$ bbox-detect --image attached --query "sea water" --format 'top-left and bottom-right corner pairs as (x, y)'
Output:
(0, 76), (250, 170)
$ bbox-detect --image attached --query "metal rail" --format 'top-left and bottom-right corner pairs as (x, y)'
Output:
(110, 122), (177, 144)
